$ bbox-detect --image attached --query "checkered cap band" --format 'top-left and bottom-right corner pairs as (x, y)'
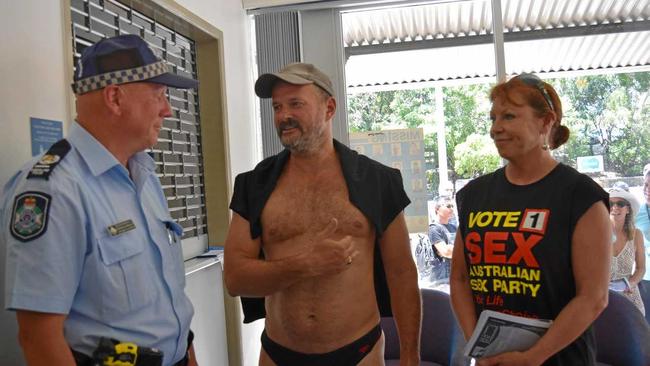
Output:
(72, 61), (169, 94)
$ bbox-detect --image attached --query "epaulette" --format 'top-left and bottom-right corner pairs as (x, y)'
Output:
(27, 139), (71, 180)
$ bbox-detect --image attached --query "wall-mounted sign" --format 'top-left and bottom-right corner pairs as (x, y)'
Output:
(30, 118), (63, 157)
(350, 128), (428, 232)
(577, 155), (604, 173)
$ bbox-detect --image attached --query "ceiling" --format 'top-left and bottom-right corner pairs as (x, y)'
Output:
(342, 0), (650, 89)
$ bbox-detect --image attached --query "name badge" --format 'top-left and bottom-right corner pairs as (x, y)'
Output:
(107, 219), (136, 236)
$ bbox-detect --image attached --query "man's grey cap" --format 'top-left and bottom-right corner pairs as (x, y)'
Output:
(255, 62), (334, 98)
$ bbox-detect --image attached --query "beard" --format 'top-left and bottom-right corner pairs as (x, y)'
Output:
(276, 117), (326, 154)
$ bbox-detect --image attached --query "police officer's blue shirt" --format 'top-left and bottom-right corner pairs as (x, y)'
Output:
(2, 121), (194, 365)
(636, 203), (650, 281)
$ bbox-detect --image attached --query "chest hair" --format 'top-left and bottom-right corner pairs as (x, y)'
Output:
(261, 168), (371, 244)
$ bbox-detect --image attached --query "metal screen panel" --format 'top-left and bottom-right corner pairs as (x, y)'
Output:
(70, 0), (207, 240)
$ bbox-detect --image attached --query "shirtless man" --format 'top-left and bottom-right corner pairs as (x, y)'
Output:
(224, 63), (421, 366)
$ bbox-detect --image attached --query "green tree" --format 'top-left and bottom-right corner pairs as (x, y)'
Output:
(347, 84), (493, 189)
(453, 133), (500, 178)
(440, 84), (492, 181)
(390, 89), (435, 128)
(556, 72), (650, 176)
(348, 71), (650, 183)
(347, 90), (396, 131)
(348, 88), (437, 182)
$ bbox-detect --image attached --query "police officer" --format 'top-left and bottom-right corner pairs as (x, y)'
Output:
(2, 35), (197, 366)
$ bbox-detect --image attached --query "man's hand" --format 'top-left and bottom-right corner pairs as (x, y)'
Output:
(301, 218), (359, 277)
(224, 214), (359, 297)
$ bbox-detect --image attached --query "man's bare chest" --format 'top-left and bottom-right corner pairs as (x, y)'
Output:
(261, 174), (371, 244)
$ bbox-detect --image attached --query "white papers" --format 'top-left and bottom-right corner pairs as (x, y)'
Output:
(464, 310), (552, 358)
(609, 278), (630, 292)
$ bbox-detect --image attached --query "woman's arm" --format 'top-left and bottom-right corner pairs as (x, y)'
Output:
(629, 228), (646, 287)
(478, 201), (611, 366)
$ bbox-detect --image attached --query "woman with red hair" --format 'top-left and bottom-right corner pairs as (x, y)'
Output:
(450, 74), (611, 366)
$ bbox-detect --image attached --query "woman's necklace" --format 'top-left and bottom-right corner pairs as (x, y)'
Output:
(613, 227), (627, 256)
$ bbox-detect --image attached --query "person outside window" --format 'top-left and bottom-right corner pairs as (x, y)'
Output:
(609, 188), (646, 315)
(428, 196), (457, 284)
(635, 164), (650, 291)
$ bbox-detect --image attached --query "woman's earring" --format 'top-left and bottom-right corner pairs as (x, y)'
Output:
(542, 134), (549, 150)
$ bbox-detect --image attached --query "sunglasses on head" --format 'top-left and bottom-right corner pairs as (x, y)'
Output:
(515, 73), (555, 112)
(609, 200), (629, 208)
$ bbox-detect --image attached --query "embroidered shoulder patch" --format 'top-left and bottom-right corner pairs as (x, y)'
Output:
(27, 139), (71, 180)
(10, 191), (52, 242)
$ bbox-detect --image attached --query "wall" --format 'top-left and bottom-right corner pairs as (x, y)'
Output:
(184, 259), (229, 365)
(0, 1), (71, 187)
(0, 0), (261, 365)
(176, 0), (260, 177)
(0, 1), (70, 364)
(171, 2), (264, 365)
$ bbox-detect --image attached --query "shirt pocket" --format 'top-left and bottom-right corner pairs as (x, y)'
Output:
(164, 220), (183, 245)
(156, 218), (185, 275)
(96, 232), (155, 317)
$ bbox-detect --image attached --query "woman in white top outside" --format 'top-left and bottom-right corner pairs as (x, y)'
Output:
(609, 188), (646, 315)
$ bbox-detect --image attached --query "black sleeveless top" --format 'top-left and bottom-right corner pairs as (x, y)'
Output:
(456, 163), (608, 365)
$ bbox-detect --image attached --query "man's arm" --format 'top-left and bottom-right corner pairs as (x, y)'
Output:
(449, 231), (477, 340)
(433, 242), (454, 258)
(223, 213), (357, 297)
(16, 310), (75, 366)
(187, 344), (198, 366)
(429, 225), (453, 258)
(379, 212), (421, 366)
(478, 202), (611, 366)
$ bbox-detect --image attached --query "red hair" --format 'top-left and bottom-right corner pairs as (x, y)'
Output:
(490, 76), (569, 149)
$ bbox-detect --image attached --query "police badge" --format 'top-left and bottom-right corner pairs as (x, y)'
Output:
(10, 191), (52, 242)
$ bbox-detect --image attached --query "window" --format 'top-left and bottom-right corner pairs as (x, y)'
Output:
(344, 0), (650, 227)
(345, 0), (496, 234)
(342, 0), (650, 292)
(501, 0), (650, 198)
